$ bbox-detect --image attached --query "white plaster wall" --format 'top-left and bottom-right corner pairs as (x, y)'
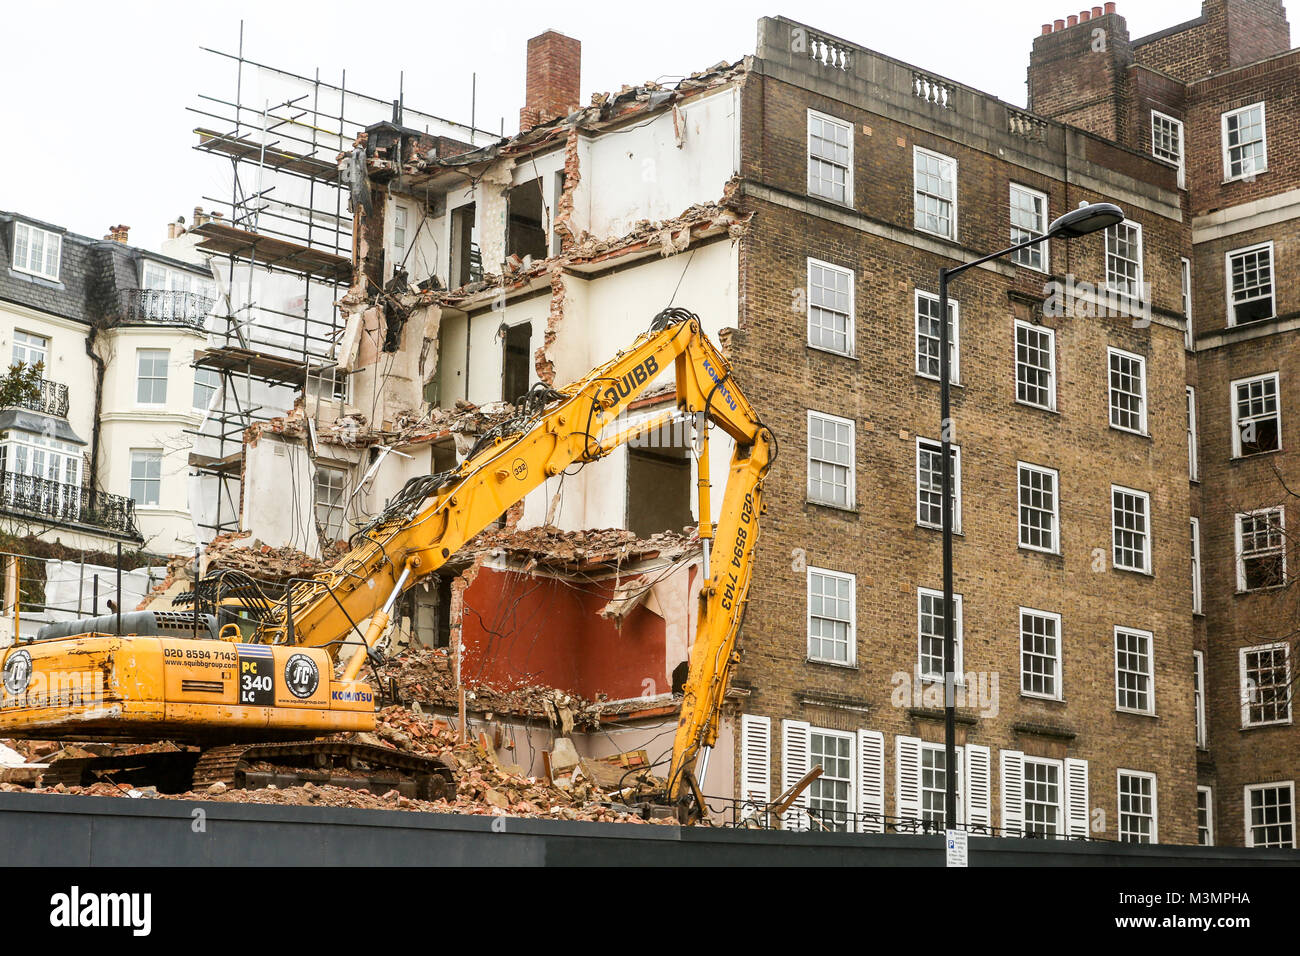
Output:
(241, 435), (336, 555)
(0, 303), (97, 446)
(97, 326), (208, 555)
(578, 85), (741, 240)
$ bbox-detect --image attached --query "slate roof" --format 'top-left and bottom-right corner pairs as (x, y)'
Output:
(0, 211), (210, 326)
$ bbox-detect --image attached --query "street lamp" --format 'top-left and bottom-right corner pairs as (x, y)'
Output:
(937, 201), (1123, 832)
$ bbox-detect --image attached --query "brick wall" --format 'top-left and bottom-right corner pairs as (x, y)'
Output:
(1027, 0), (1300, 846)
(729, 59), (1197, 843)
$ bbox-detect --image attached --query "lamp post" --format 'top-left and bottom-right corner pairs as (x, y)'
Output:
(938, 201), (1124, 832)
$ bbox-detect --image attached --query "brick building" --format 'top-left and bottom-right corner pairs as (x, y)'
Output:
(258, 8), (1295, 844)
(729, 15), (1194, 844)
(1026, 0), (1298, 849)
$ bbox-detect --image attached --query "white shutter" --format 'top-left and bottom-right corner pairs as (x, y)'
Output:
(1000, 749), (1025, 837)
(964, 744), (992, 832)
(1065, 757), (1090, 838)
(781, 719), (811, 831)
(858, 729), (885, 833)
(739, 714), (771, 809)
(896, 735), (922, 824)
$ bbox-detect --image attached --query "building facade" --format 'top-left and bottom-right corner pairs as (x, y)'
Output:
(0, 213), (217, 557)
(1027, 0), (1299, 849)
(233, 5), (1296, 845)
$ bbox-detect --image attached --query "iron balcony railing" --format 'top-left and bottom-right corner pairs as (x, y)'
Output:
(118, 289), (214, 331)
(0, 470), (141, 540)
(10, 379), (69, 418)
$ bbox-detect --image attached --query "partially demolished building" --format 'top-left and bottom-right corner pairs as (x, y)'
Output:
(228, 6), (1299, 845)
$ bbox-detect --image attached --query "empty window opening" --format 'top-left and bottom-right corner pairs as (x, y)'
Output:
(626, 445), (692, 537)
(507, 178), (547, 264)
(451, 203), (480, 288)
(502, 323), (533, 404)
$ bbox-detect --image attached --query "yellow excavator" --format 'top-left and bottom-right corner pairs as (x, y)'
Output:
(0, 308), (773, 820)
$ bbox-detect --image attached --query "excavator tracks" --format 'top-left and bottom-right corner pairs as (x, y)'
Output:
(191, 740), (456, 801)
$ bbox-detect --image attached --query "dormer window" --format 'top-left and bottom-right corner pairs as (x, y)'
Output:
(12, 223), (61, 281)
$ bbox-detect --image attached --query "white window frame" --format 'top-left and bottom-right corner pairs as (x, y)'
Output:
(1021, 756), (1065, 838)
(314, 464), (349, 543)
(1197, 785), (1214, 846)
(12, 330), (49, 370)
(1150, 110), (1185, 188)
(1019, 606), (1062, 701)
(129, 448), (163, 508)
(1114, 625), (1155, 715)
(806, 567), (855, 667)
(1117, 769), (1159, 844)
(1245, 782), (1295, 848)
(1107, 347), (1147, 435)
(918, 741), (963, 828)
(135, 348), (169, 407)
(1231, 371), (1281, 457)
(914, 290), (959, 384)
(1181, 256), (1193, 349)
(11, 222), (62, 281)
(1105, 220), (1144, 300)
(1190, 518), (1203, 616)
(1017, 461), (1060, 555)
(917, 587), (964, 682)
(806, 257), (855, 357)
(807, 727), (856, 831)
(1194, 649), (1207, 748)
(1225, 241), (1276, 326)
(1235, 507), (1287, 592)
(1008, 183), (1049, 272)
(1221, 102), (1268, 182)
(913, 146), (957, 240)
(1111, 484), (1152, 574)
(1014, 320), (1056, 411)
(915, 437), (961, 533)
(806, 410), (855, 510)
(1187, 386), (1199, 482)
(1240, 642), (1293, 728)
(807, 109), (853, 205)
(193, 366), (221, 412)
(393, 203), (409, 255)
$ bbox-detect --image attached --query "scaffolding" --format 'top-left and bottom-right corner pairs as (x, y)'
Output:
(185, 23), (497, 541)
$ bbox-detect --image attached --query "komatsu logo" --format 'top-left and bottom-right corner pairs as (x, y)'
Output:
(602, 356), (659, 406)
(331, 689), (374, 703)
(702, 359), (738, 412)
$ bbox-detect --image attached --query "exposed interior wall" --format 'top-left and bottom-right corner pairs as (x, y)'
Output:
(581, 85), (741, 239)
(242, 434), (363, 555)
(458, 555), (699, 701)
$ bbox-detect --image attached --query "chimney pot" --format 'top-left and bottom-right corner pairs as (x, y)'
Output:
(1042, 22), (1053, 33)
(105, 224), (130, 244)
(1104, 1), (1115, 13)
(1067, 14), (1078, 26)
(520, 30), (581, 132)
(1092, 4), (1103, 14)
(1080, 10), (1090, 21)
(1054, 18), (1066, 30)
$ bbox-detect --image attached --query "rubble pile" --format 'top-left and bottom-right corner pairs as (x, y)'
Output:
(202, 532), (342, 582)
(466, 524), (697, 568)
(377, 647), (605, 726)
(0, 708), (665, 824)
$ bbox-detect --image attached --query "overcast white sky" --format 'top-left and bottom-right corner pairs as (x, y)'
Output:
(0, 0), (1243, 253)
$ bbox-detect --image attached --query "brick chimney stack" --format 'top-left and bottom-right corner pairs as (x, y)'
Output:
(105, 225), (130, 244)
(519, 30), (581, 131)
(1028, 5), (1133, 140)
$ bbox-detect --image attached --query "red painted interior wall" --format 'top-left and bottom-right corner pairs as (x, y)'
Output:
(458, 567), (669, 701)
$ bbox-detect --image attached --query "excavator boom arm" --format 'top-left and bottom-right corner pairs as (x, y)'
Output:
(266, 310), (772, 811)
